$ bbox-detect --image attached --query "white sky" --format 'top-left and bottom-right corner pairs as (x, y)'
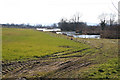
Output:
(0, 0), (119, 25)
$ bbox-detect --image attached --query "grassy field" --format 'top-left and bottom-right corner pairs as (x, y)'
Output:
(2, 28), (89, 61)
(2, 28), (119, 79)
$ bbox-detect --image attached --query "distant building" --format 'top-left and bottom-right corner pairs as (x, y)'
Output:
(118, 1), (120, 24)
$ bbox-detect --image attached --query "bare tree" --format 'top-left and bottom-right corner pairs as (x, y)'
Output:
(70, 12), (82, 23)
(112, 0), (120, 15)
(98, 13), (108, 22)
(109, 13), (116, 26)
(60, 18), (67, 23)
(98, 13), (116, 26)
(98, 13), (108, 30)
(111, 0), (120, 24)
(58, 13), (86, 31)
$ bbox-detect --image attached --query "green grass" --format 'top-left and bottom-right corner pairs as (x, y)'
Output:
(77, 58), (119, 79)
(2, 28), (89, 61)
(60, 37), (119, 78)
(2, 28), (119, 78)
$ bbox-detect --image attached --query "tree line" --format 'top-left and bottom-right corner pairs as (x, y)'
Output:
(1, 12), (119, 39)
(1, 23), (58, 29)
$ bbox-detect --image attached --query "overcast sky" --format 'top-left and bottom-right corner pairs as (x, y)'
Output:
(0, 0), (119, 25)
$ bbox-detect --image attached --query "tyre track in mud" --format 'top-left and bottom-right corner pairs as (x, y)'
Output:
(2, 47), (95, 78)
(42, 57), (93, 78)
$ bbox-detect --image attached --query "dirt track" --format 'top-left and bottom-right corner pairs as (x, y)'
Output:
(2, 48), (96, 78)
